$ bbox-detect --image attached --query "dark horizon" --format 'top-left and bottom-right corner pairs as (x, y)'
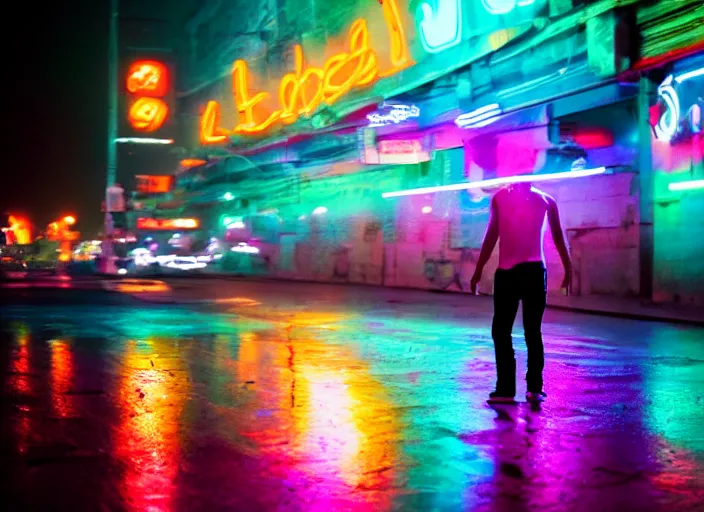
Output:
(6, 2), (109, 236)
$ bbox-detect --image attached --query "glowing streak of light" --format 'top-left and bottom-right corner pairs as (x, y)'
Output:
(382, 167), (607, 198)
(668, 180), (704, 192)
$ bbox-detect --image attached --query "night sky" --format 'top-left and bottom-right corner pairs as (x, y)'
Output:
(6, 1), (109, 236)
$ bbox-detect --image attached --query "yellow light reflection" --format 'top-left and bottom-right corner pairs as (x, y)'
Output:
(290, 340), (400, 499)
(50, 340), (75, 418)
(223, 320), (399, 509)
(114, 338), (190, 511)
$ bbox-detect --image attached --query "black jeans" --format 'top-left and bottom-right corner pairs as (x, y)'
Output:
(492, 262), (547, 395)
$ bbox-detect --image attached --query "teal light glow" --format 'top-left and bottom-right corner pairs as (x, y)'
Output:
(382, 167), (607, 198)
(481, 0), (535, 15)
(668, 180), (704, 192)
(417, 0), (462, 54)
(223, 192), (235, 201)
(222, 216), (242, 226)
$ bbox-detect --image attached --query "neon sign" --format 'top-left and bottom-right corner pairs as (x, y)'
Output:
(455, 103), (503, 128)
(128, 97), (169, 132)
(367, 103), (420, 127)
(126, 60), (168, 96)
(200, 0), (413, 143)
(417, 0), (462, 53)
(654, 68), (703, 142)
(179, 158), (207, 168)
(481, 0), (535, 15)
(135, 175), (173, 194)
(361, 137), (430, 165)
(126, 60), (170, 133)
(136, 218), (199, 230)
(379, 140), (423, 154)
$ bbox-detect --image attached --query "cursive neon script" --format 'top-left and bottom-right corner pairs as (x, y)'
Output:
(200, 0), (413, 143)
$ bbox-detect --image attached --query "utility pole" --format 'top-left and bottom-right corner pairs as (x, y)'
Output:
(102, 0), (119, 274)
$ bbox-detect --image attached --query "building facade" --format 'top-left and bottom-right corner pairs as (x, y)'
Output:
(128, 0), (704, 305)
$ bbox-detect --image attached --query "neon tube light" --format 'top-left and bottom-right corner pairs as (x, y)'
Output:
(668, 180), (704, 192)
(655, 75), (680, 142)
(675, 67), (704, 83)
(115, 137), (174, 144)
(367, 104), (420, 127)
(199, 0), (412, 141)
(455, 103), (502, 128)
(381, 167), (607, 198)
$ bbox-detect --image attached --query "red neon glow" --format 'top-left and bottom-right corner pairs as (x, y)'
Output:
(200, 0), (412, 142)
(126, 60), (168, 97)
(128, 98), (169, 132)
(136, 218), (199, 230)
(6, 215), (32, 244)
(562, 126), (615, 149)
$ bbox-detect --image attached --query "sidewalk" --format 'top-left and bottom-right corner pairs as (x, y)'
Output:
(3, 271), (701, 326)
(150, 274), (704, 326)
(546, 293), (704, 326)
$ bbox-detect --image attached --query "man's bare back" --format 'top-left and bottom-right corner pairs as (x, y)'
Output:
(494, 185), (550, 270)
(471, 183), (571, 292)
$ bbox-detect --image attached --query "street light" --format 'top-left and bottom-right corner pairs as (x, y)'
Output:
(63, 215), (76, 226)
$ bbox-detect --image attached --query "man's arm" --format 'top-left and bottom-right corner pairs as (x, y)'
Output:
(546, 196), (572, 291)
(470, 196), (499, 293)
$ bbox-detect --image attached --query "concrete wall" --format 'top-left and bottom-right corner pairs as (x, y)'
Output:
(219, 138), (641, 298)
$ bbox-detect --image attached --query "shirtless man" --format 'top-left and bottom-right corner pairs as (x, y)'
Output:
(470, 183), (571, 404)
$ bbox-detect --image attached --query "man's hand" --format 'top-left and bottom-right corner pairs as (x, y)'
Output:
(560, 267), (571, 295)
(470, 268), (482, 294)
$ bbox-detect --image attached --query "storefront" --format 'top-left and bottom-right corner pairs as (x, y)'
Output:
(132, 0), (702, 303)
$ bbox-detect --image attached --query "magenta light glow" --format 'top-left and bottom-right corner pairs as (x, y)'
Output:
(421, 206), (432, 214)
(668, 180), (704, 192)
(381, 167), (607, 198)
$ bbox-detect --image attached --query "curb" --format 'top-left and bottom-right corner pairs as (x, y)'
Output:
(545, 304), (704, 327)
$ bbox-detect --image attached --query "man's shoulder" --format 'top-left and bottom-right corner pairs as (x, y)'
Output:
(531, 187), (555, 204)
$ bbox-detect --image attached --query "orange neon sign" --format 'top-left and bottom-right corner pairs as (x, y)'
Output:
(135, 175), (174, 194)
(200, 0), (412, 143)
(179, 158), (207, 168)
(136, 218), (199, 230)
(128, 97), (169, 132)
(126, 60), (168, 97)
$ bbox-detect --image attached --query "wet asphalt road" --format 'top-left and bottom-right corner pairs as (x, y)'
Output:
(1, 278), (703, 511)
